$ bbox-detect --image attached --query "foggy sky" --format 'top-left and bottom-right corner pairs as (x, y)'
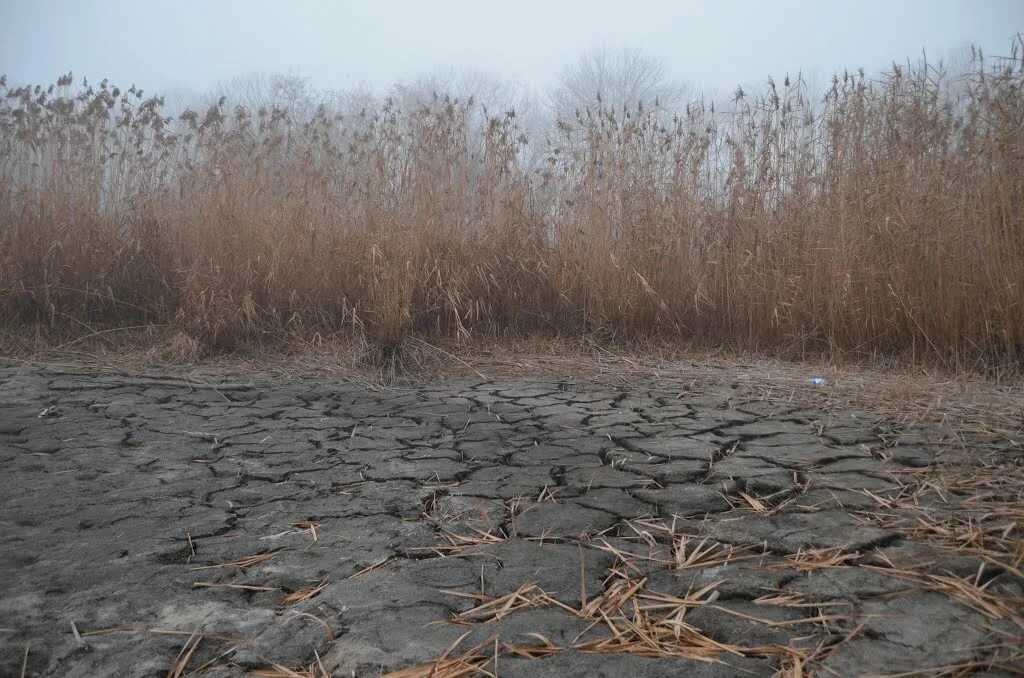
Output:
(2, 0), (1022, 98)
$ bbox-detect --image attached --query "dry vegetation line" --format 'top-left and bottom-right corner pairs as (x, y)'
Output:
(1, 40), (1023, 371)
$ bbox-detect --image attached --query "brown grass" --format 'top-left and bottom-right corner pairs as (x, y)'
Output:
(166, 633), (202, 678)
(858, 456), (1024, 603)
(2, 41), (1023, 372)
(280, 579), (329, 605)
(381, 633), (498, 678)
(247, 655), (330, 678)
(188, 551), (278, 570)
(192, 582), (279, 592)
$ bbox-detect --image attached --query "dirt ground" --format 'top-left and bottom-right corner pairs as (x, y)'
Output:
(0, 361), (1021, 677)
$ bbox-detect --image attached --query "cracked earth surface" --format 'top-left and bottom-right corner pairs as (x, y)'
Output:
(0, 366), (1021, 677)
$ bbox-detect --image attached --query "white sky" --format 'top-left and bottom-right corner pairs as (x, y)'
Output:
(2, 0), (1022, 97)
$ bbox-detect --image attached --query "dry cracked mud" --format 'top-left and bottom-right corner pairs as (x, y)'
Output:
(0, 366), (1021, 677)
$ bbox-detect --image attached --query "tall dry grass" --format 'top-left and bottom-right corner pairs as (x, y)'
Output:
(1, 43), (1022, 370)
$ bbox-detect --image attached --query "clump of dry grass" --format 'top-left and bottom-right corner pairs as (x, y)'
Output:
(447, 582), (553, 623)
(381, 633), (499, 678)
(858, 457), (1024, 584)
(248, 654), (331, 678)
(1, 41), (1023, 372)
(434, 565), (817, 668)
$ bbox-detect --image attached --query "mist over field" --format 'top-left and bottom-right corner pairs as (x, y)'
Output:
(1, 1), (1022, 371)
(2, 1), (1020, 102)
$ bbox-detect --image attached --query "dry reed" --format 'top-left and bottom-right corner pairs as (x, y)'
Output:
(1, 42), (1022, 371)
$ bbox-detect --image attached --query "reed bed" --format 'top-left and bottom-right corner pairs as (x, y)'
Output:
(1, 42), (1022, 371)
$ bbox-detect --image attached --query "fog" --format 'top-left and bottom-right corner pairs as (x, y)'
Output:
(2, 0), (1022, 107)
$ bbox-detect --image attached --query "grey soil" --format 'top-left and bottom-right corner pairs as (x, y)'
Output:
(0, 366), (1020, 676)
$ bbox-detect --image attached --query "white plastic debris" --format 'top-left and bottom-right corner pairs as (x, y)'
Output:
(808, 377), (827, 387)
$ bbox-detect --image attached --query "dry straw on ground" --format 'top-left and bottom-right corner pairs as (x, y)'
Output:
(2, 40), (1022, 372)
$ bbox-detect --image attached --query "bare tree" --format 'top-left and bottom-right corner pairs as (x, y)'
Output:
(550, 47), (689, 117)
(322, 81), (377, 115)
(389, 69), (533, 117)
(389, 69), (548, 168)
(211, 71), (316, 118)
